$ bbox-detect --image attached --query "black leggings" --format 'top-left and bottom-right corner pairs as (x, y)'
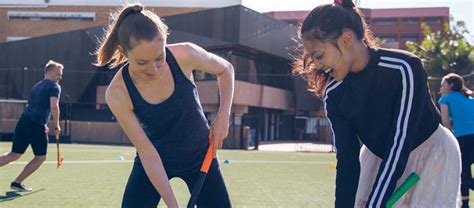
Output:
(458, 134), (474, 198)
(121, 158), (231, 208)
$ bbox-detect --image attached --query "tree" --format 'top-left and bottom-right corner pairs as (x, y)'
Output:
(406, 21), (474, 78)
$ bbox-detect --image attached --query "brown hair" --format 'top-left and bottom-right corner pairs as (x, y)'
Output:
(95, 3), (169, 68)
(442, 73), (473, 97)
(292, 0), (376, 97)
(44, 60), (64, 74)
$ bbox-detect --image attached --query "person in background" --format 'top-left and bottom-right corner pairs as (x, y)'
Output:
(439, 73), (474, 208)
(0, 60), (63, 192)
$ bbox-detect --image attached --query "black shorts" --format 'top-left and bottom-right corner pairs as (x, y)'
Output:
(11, 116), (48, 155)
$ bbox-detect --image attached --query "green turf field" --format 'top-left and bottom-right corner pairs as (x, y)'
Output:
(0, 142), (337, 207)
(2, 142), (472, 207)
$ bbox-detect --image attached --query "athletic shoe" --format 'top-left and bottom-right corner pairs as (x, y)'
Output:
(10, 181), (32, 192)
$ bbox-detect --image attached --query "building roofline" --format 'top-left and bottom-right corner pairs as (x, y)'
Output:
(266, 7), (450, 20)
(0, 0), (242, 8)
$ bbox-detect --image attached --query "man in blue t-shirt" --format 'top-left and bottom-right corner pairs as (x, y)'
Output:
(0, 60), (63, 192)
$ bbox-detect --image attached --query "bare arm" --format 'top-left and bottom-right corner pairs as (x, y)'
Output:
(106, 87), (178, 208)
(440, 104), (452, 130)
(180, 43), (235, 150)
(50, 96), (61, 133)
(195, 50), (234, 117)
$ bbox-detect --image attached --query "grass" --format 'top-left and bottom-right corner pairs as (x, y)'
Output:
(2, 142), (471, 207)
(0, 142), (336, 207)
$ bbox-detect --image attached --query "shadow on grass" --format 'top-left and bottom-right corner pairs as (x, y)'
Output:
(0, 188), (45, 202)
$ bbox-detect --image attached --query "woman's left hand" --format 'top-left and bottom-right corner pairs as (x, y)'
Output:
(209, 112), (230, 156)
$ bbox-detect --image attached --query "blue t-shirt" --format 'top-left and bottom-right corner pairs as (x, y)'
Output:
(22, 79), (61, 125)
(438, 91), (474, 137)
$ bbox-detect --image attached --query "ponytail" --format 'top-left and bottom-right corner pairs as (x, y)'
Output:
(95, 4), (168, 68)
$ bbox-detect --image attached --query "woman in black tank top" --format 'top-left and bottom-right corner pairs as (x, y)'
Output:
(95, 4), (234, 208)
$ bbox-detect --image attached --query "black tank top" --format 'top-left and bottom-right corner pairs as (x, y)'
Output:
(121, 47), (210, 174)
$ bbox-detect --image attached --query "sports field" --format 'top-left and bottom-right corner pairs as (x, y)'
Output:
(0, 142), (337, 207)
(2, 142), (473, 207)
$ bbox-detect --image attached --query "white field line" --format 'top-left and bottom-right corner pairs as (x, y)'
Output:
(9, 160), (334, 165)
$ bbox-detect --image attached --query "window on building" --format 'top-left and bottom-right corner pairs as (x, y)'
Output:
(194, 50), (292, 90)
(8, 11), (96, 21)
(424, 17), (442, 25)
(231, 53), (258, 84)
(400, 34), (418, 43)
(372, 18), (397, 26)
(401, 17), (419, 25)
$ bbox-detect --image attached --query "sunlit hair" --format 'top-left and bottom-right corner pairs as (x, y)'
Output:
(95, 3), (169, 68)
(44, 60), (64, 74)
(292, 0), (376, 97)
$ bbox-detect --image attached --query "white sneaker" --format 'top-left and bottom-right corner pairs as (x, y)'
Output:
(10, 181), (33, 192)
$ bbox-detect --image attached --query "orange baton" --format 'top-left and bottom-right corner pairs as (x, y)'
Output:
(187, 136), (215, 208)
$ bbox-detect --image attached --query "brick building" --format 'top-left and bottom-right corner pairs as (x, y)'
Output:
(265, 7), (449, 49)
(0, 0), (241, 42)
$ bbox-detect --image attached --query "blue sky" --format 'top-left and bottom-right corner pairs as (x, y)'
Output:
(241, 0), (474, 43)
